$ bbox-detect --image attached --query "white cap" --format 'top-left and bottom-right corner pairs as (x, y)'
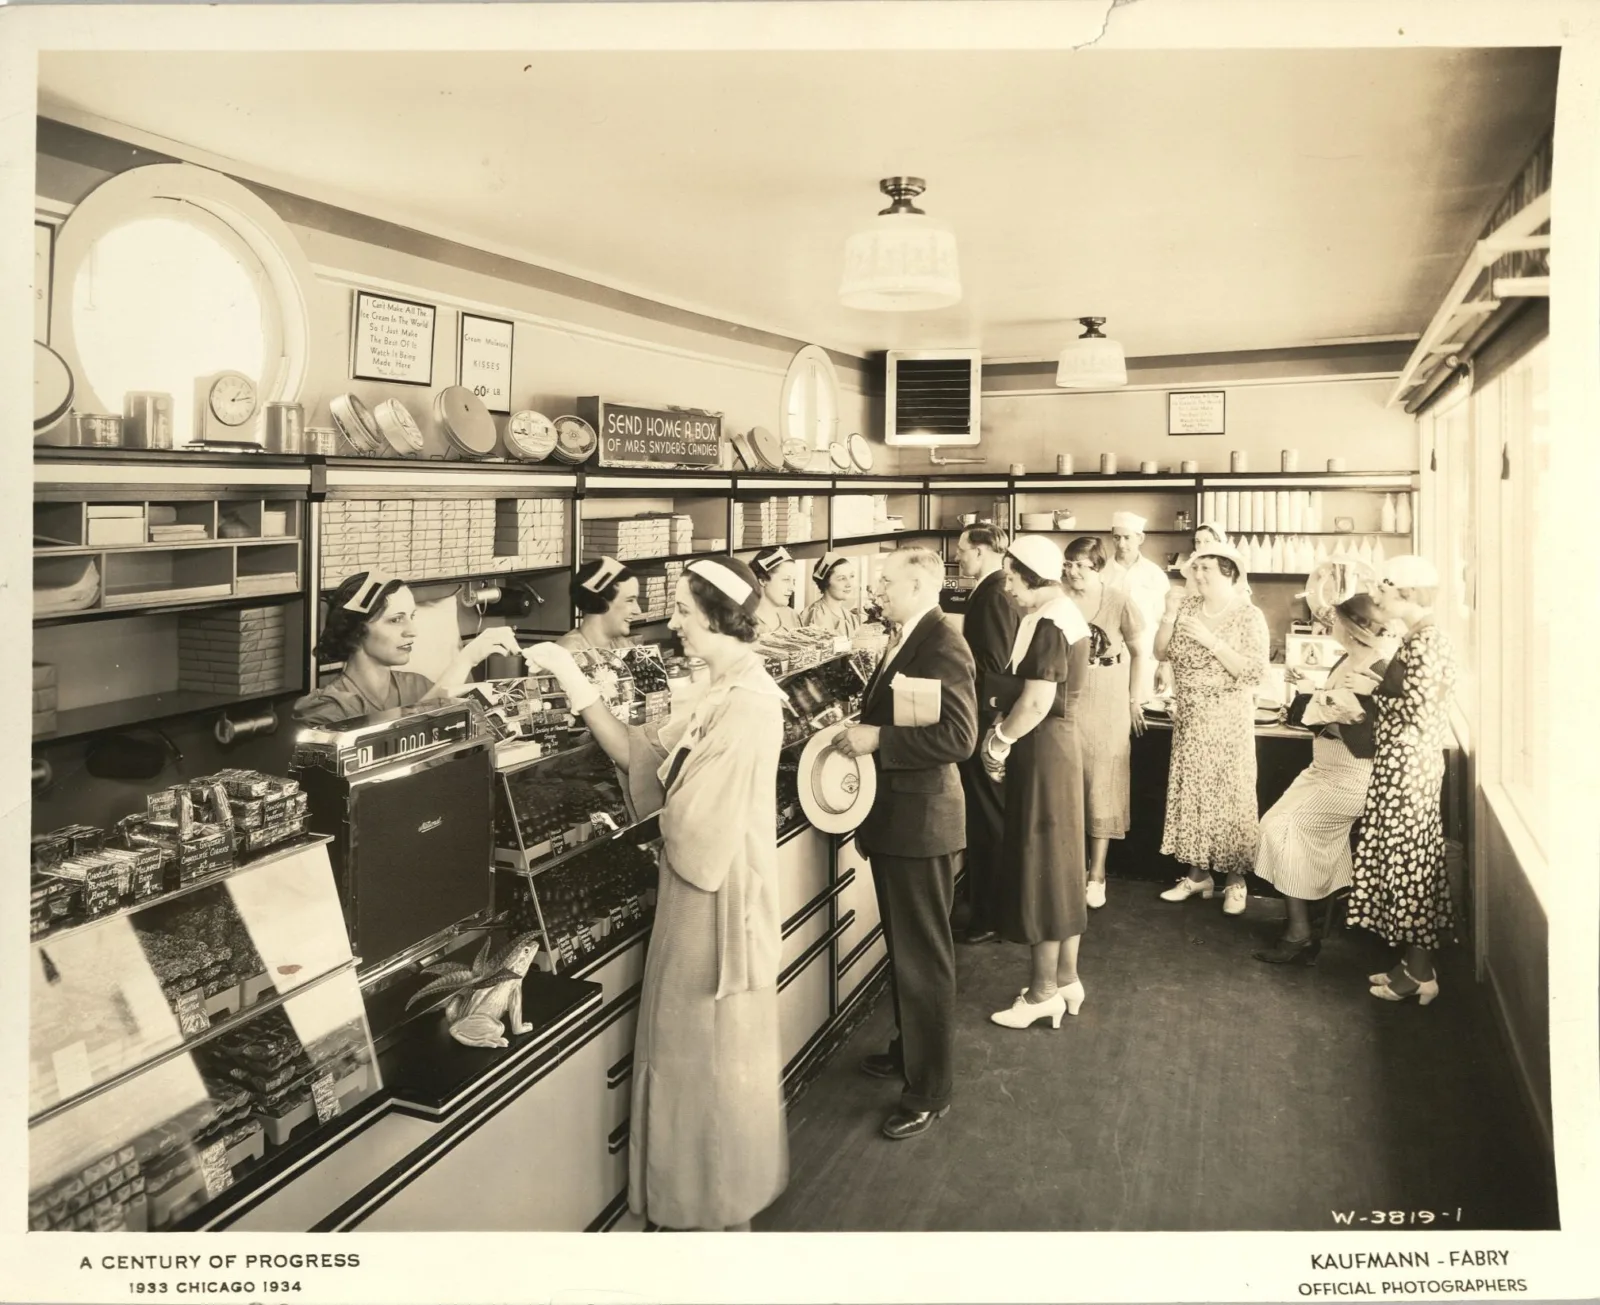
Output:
(1111, 511), (1147, 533)
(1006, 534), (1065, 583)
(1381, 554), (1440, 589)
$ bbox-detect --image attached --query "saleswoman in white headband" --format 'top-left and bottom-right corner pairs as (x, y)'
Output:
(801, 552), (862, 638)
(750, 546), (801, 633)
(558, 556), (642, 652)
(524, 555), (788, 1230)
(292, 570), (523, 727)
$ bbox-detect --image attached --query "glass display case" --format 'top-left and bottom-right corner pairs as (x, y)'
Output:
(27, 838), (379, 1231)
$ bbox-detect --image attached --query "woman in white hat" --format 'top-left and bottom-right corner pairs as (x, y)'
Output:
(1154, 542), (1270, 916)
(981, 535), (1094, 1029)
(801, 552), (862, 637)
(1253, 591), (1398, 965)
(525, 555), (788, 1230)
(1062, 536), (1147, 909)
(750, 546), (800, 634)
(1347, 555), (1458, 1005)
(557, 556), (642, 652)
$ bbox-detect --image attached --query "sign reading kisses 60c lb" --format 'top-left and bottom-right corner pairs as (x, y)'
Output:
(577, 397), (723, 470)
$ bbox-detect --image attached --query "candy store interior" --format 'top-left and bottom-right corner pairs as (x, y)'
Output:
(17, 29), (1584, 1239)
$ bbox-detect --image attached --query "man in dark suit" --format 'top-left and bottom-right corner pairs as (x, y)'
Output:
(837, 547), (978, 1140)
(952, 524), (1019, 945)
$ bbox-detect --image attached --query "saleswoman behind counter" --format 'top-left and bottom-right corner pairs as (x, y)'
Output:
(293, 570), (523, 726)
(557, 556), (642, 653)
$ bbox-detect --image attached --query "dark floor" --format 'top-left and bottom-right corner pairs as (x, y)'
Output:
(755, 883), (1558, 1232)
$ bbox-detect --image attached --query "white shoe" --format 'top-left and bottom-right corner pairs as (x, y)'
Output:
(1086, 879), (1107, 909)
(1222, 882), (1248, 916)
(991, 990), (1067, 1029)
(1017, 980), (1086, 1015)
(1159, 875), (1214, 902)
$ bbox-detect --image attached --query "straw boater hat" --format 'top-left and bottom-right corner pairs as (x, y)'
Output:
(798, 723), (878, 834)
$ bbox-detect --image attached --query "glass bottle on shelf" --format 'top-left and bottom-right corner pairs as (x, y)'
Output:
(1395, 492), (1412, 535)
(1381, 494), (1398, 534)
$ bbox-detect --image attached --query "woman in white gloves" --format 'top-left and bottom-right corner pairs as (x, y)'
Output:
(294, 570), (524, 726)
(1253, 592), (1397, 965)
(525, 556), (787, 1232)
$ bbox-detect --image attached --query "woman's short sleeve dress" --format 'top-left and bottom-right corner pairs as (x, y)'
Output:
(1347, 623), (1458, 949)
(998, 607), (1091, 945)
(1158, 596), (1268, 876)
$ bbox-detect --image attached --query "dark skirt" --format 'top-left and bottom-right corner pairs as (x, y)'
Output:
(998, 715), (1088, 944)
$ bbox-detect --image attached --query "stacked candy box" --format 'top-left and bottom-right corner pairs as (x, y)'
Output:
(29, 1143), (148, 1232)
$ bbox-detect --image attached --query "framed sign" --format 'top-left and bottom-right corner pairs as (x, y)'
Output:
(577, 397), (723, 469)
(351, 290), (436, 386)
(34, 221), (54, 343)
(1168, 390), (1226, 436)
(458, 312), (515, 414)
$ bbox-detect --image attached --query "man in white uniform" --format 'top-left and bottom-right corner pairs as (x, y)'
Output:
(1105, 511), (1173, 705)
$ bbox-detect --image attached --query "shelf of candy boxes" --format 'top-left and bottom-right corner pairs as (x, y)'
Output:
(778, 648), (873, 748)
(30, 1014), (374, 1232)
(464, 644), (674, 771)
(500, 837), (658, 975)
(493, 741), (634, 874)
(29, 769), (310, 947)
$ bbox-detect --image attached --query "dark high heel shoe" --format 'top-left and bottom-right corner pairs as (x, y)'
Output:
(1253, 936), (1320, 966)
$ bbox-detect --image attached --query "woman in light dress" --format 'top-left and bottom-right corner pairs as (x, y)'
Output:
(800, 552), (862, 638)
(528, 556), (787, 1230)
(750, 546), (800, 634)
(1062, 537), (1146, 910)
(1154, 543), (1269, 917)
(1253, 592), (1396, 965)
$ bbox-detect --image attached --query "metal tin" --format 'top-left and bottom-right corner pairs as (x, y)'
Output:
(1100, 453), (1117, 474)
(781, 435), (811, 472)
(329, 394), (384, 455)
(305, 427), (340, 456)
(1230, 450), (1248, 473)
(262, 401), (305, 454)
(749, 426), (784, 471)
(847, 433), (874, 474)
(1140, 460), (1158, 474)
(1281, 449), (1300, 472)
(434, 387), (497, 459)
(1056, 454), (1073, 474)
(551, 414), (598, 465)
(71, 413), (122, 448)
(1008, 462), (1026, 477)
(828, 443), (851, 473)
(122, 392), (173, 450)
(35, 342), (75, 438)
(1327, 457), (1347, 472)
(1180, 459), (1199, 473)
(504, 410), (557, 461)
(373, 399), (423, 456)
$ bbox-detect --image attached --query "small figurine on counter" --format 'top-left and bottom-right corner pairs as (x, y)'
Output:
(404, 930), (542, 1049)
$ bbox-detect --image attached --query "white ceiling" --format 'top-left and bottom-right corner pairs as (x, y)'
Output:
(39, 47), (1558, 361)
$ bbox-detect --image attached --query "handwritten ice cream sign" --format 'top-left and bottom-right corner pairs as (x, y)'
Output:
(579, 398), (723, 469)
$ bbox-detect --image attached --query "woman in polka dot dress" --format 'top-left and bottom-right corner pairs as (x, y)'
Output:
(1348, 556), (1457, 1005)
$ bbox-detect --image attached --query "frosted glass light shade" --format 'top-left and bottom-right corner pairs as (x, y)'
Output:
(839, 212), (961, 311)
(1055, 335), (1128, 388)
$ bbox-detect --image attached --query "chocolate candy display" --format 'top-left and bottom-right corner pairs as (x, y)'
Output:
(495, 742), (630, 869)
(502, 838), (658, 973)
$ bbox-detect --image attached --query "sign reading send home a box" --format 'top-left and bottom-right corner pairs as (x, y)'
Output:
(577, 397), (723, 470)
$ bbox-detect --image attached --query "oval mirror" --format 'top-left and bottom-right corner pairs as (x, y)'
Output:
(780, 344), (841, 454)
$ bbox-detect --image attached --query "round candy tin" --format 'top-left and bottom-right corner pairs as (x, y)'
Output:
(434, 386), (497, 458)
(551, 414), (598, 465)
(504, 410), (557, 461)
(373, 398), (424, 456)
(329, 394), (384, 456)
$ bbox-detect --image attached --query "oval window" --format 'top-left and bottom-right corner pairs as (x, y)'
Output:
(72, 215), (269, 446)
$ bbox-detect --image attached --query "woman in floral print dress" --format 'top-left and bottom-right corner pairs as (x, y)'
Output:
(1154, 544), (1269, 916)
(1349, 556), (1457, 1006)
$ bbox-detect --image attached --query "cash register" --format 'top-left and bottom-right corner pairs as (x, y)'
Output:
(292, 700), (493, 973)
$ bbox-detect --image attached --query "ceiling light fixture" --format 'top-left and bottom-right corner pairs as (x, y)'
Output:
(1055, 317), (1128, 389)
(839, 177), (961, 312)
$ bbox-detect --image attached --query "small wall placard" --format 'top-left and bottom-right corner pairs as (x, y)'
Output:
(458, 312), (515, 415)
(1168, 390), (1226, 436)
(351, 290), (436, 386)
(578, 397), (723, 469)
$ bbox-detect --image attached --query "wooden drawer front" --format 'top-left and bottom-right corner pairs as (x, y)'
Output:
(356, 1033), (611, 1232)
(777, 826), (830, 921)
(781, 902), (830, 973)
(581, 936), (647, 1005)
(834, 840), (881, 962)
(778, 946), (832, 1073)
(837, 930), (888, 1012)
(600, 1002), (640, 1132)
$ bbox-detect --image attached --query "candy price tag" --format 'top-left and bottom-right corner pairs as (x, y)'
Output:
(311, 1071), (341, 1124)
(609, 905), (625, 930)
(175, 989), (211, 1037)
(549, 830), (566, 855)
(198, 1141), (233, 1197)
